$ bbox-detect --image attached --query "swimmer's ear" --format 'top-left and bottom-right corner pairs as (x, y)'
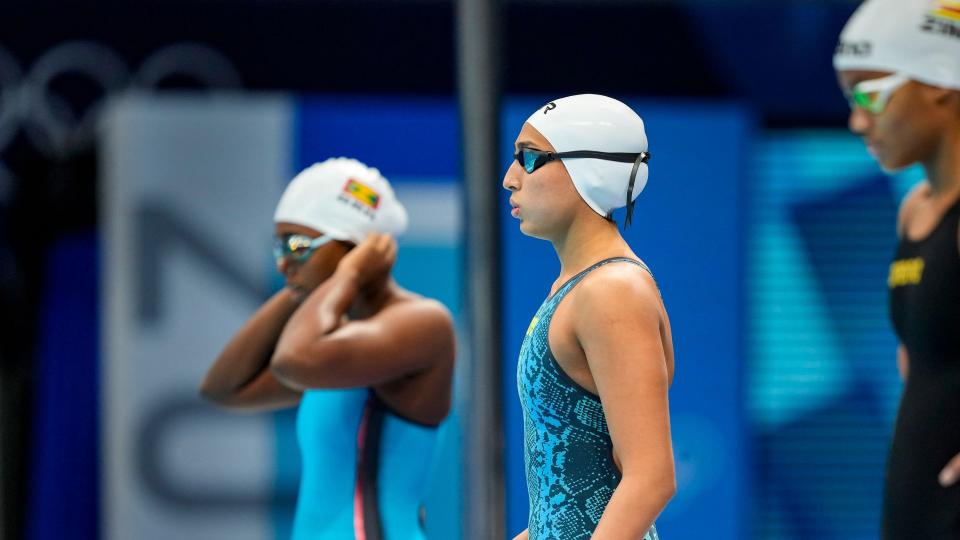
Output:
(949, 89), (960, 116)
(926, 85), (958, 109)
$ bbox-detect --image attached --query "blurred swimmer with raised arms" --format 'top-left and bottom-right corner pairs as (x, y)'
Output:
(504, 94), (675, 540)
(835, 0), (960, 537)
(200, 158), (455, 540)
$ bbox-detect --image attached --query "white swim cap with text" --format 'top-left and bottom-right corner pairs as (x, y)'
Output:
(526, 94), (650, 221)
(834, 0), (960, 90)
(273, 157), (408, 243)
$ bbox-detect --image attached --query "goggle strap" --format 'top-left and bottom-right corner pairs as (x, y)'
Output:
(557, 150), (649, 164)
(623, 152), (645, 229)
(515, 150), (651, 227)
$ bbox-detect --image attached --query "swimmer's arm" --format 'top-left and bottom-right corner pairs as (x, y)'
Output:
(199, 288), (303, 411)
(511, 529), (528, 540)
(897, 343), (909, 382)
(271, 284), (454, 390)
(575, 273), (675, 539)
(940, 452), (960, 487)
(274, 232), (400, 346)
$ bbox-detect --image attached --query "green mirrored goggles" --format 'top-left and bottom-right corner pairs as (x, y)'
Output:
(847, 73), (909, 115)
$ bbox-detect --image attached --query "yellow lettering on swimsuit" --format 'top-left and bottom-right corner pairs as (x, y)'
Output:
(888, 258), (925, 288)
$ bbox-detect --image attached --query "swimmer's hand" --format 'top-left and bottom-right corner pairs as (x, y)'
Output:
(335, 233), (398, 290)
(939, 452), (960, 487)
(310, 234), (396, 335)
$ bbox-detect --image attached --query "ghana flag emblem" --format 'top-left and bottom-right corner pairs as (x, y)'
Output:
(932, 0), (960, 21)
(343, 179), (381, 209)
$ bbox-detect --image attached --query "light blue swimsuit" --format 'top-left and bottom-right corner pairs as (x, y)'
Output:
(291, 388), (438, 540)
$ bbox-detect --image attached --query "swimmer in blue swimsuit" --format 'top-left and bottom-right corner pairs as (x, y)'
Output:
(503, 95), (676, 540)
(201, 158), (455, 540)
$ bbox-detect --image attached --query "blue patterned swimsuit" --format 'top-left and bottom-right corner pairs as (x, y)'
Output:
(517, 257), (660, 540)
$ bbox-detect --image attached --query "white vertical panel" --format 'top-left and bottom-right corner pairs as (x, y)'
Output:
(100, 93), (292, 540)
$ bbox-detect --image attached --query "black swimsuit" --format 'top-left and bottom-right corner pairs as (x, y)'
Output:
(884, 196), (960, 539)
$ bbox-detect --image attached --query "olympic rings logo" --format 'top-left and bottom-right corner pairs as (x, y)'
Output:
(0, 41), (242, 161)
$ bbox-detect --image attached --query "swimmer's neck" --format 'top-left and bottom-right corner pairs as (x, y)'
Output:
(550, 215), (635, 281)
(922, 121), (960, 200)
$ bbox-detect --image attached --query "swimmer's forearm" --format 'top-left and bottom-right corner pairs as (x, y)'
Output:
(269, 269), (361, 389)
(591, 475), (674, 539)
(200, 288), (301, 405)
(290, 267), (360, 337)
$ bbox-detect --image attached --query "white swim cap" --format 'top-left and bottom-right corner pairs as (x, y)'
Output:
(525, 94), (650, 223)
(833, 0), (960, 90)
(273, 157), (408, 243)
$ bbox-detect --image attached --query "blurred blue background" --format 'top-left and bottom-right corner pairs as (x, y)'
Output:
(0, 1), (913, 539)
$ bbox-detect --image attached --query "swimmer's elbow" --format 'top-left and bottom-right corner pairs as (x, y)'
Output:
(622, 468), (676, 510)
(198, 378), (252, 410)
(644, 474), (676, 516)
(269, 351), (311, 391)
(659, 474), (677, 503)
(198, 381), (221, 404)
(655, 462), (677, 501)
(198, 372), (235, 407)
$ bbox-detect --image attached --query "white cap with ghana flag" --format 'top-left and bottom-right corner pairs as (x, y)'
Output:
(834, 0), (960, 90)
(525, 94), (650, 223)
(273, 157), (408, 243)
